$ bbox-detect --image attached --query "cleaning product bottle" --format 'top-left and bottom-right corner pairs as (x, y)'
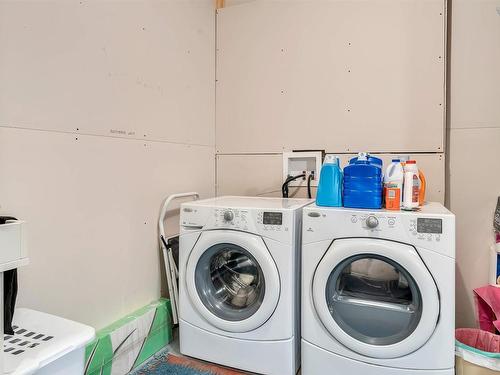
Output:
(418, 169), (427, 206)
(490, 232), (500, 286)
(316, 154), (343, 207)
(343, 152), (383, 209)
(384, 159), (404, 210)
(490, 198), (500, 286)
(403, 160), (420, 210)
(400, 155), (426, 206)
(349, 154), (383, 169)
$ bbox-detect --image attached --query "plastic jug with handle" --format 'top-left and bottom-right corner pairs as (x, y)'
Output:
(400, 157), (426, 206)
(343, 152), (383, 209)
(349, 153), (383, 169)
(403, 160), (426, 209)
(316, 154), (343, 207)
(384, 159), (404, 210)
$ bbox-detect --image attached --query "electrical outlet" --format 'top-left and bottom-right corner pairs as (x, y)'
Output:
(283, 151), (323, 187)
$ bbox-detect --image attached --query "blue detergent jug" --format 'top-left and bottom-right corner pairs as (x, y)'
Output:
(344, 152), (383, 209)
(316, 155), (343, 207)
(349, 154), (383, 169)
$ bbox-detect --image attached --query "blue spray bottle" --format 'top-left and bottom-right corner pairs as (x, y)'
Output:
(316, 154), (343, 207)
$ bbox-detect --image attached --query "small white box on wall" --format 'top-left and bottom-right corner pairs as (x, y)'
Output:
(283, 151), (323, 187)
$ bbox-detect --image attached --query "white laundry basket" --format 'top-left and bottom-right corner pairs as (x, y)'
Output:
(3, 308), (95, 375)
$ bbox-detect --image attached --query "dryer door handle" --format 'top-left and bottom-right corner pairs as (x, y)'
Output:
(333, 294), (416, 314)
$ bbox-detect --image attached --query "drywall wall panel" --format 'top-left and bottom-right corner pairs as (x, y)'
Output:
(216, 154), (283, 196)
(450, 1), (500, 129)
(217, 153), (445, 203)
(449, 128), (500, 328)
(216, 0), (446, 153)
(0, 127), (214, 329)
(449, 0), (500, 328)
(0, 0), (215, 145)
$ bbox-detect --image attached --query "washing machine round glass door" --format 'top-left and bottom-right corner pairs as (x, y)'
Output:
(185, 230), (280, 333)
(312, 238), (439, 359)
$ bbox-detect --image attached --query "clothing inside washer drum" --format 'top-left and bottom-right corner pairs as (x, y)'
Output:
(195, 243), (266, 321)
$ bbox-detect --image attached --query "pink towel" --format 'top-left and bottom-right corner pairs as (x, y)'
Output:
(474, 285), (500, 332)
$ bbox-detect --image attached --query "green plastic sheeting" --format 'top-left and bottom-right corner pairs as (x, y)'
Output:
(84, 299), (173, 375)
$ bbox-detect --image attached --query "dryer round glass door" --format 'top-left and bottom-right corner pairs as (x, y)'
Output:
(185, 230), (280, 333)
(325, 255), (422, 346)
(312, 238), (440, 359)
(194, 243), (265, 321)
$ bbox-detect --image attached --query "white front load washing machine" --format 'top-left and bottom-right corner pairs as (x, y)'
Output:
(179, 196), (311, 374)
(301, 203), (455, 375)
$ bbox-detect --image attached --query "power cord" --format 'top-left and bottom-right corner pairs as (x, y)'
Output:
(282, 174), (306, 198)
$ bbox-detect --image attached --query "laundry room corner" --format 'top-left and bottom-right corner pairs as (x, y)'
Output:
(0, 0), (499, 374)
(0, 2), (216, 372)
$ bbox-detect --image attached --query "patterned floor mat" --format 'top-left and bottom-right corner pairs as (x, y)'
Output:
(130, 348), (246, 375)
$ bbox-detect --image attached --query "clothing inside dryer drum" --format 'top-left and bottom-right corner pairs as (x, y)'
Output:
(195, 243), (266, 321)
(325, 255), (423, 346)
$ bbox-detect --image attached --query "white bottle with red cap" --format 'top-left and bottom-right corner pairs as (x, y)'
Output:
(403, 160), (420, 210)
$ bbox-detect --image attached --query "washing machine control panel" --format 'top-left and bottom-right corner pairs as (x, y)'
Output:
(207, 208), (293, 241)
(213, 208), (250, 230)
(256, 211), (289, 233)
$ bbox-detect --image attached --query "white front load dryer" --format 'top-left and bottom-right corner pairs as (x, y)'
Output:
(179, 196), (311, 375)
(301, 203), (455, 375)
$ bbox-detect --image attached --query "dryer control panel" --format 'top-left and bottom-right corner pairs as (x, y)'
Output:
(302, 203), (455, 258)
(346, 212), (444, 243)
